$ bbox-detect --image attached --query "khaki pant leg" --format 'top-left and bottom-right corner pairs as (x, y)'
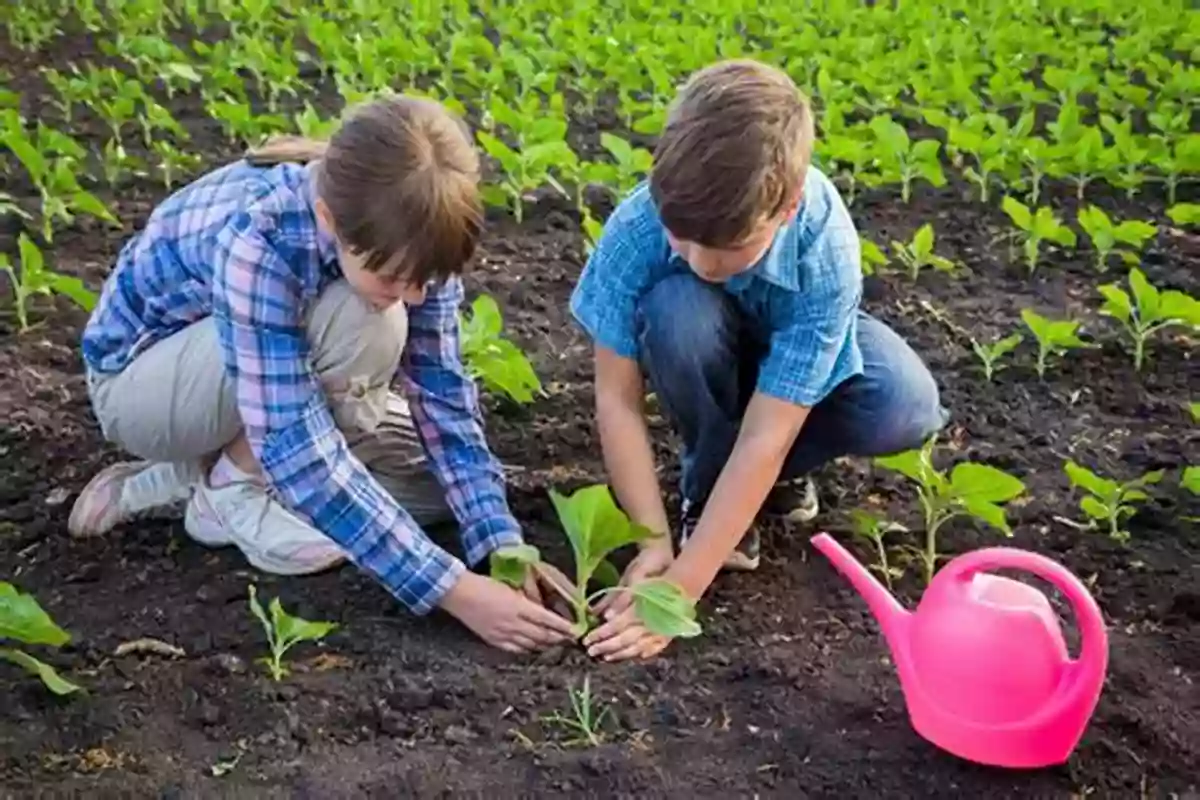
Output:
(88, 279), (451, 525)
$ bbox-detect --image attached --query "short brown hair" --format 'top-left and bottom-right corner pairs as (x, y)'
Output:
(650, 60), (815, 248)
(247, 95), (482, 286)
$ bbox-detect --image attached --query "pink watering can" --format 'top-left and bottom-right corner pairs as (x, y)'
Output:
(810, 532), (1109, 769)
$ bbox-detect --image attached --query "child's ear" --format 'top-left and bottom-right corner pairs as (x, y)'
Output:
(784, 187), (804, 221)
(314, 197), (337, 235)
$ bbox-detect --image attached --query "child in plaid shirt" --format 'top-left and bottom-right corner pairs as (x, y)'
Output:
(70, 95), (573, 653)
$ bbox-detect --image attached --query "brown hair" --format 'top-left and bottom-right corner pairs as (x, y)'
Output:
(649, 59), (815, 248)
(247, 95), (482, 285)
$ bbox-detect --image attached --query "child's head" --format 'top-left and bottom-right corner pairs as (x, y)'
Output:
(650, 60), (815, 283)
(249, 95), (482, 309)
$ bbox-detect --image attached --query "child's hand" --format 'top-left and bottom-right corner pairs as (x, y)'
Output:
(522, 561), (577, 621)
(583, 603), (672, 662)
(439, 572), (577, 654)
(594, 539), (674, 618)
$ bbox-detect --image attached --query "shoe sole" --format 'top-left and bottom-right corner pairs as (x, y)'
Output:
(781, 504), (819, 524)
(185, 490), (346, 576)
(68, 461), (147, 538)
(722, 553), (760, 571)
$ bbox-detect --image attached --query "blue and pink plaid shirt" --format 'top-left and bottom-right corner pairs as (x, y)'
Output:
(81, 159), (523, 614)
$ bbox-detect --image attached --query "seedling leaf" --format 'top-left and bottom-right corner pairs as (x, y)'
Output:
(630, 580), (701, 638)
(0, 647), (81, 695)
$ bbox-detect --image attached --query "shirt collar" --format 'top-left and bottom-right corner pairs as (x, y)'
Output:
(743, 220), (800, 291)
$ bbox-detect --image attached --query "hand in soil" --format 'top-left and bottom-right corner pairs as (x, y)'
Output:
(521, 560), (577, 621)
(583, 603), (672, 663)
(438, 571), (577, 654)
(593, 540), (675, 618)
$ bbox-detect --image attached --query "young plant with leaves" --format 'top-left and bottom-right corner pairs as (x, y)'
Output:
(1, 581), (81, 695)
(867, 115), (946, 203)
(1098, 267), (1200, 371)
(970, 332), (1024, 382)
(1, 234), (97, 333)
(889, 223), (956, 282)
(490, 484), (701, 640)
(1064, 461), (1163, 543)
(477, 113), (575, 224)
(1020, 309), (1093, 379)
(1002, 197), (1077, 275)
(542, 675), (613, 748)
(1166, 203), (1200, 227)
(247, 584), (337, 681)
(1077, 206), (1157, 272)
(460, 295), (541, 404)
(874, 438), (1025, 584)
(860, 237), (888, 276)
(1, 115), (117, 242)
(848, 509), (906, 591)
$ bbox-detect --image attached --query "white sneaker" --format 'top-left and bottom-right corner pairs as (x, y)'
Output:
(68, 460), (200, 538)
(184, 476), (347, 576)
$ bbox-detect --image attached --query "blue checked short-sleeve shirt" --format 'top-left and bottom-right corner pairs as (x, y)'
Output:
(570, 166), (864, 408)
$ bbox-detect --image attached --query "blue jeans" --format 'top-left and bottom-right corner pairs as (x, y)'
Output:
(636, 274), (949, 507)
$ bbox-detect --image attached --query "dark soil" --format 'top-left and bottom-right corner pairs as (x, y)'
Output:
(2, 21), (1198, 800)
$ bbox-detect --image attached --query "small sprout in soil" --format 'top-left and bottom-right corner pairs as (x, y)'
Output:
(970, 332), (1024, 381)
(1020, 308), (1094, 379)
(247, 585), (337, 681)
(1166, 202), (1200, 227)
(461, 294), (542, 405)
(1098, 267), (1200, 372)
(860, 237), (889, 276)
(875, 437), (1026, 585)
(543, 675), (613, 748)
(848, 509), (907, 591)
(890, 223), (957, 282)
(1077, 206), (1156, 272)
(1002, 196), (1076, 275)
(490, 484), (701, 640)
(1181, 466), (1199, 496)
(1064, 461), (1163, 544)
(1, 233), (96, 333)
(0, 581), (81, 696)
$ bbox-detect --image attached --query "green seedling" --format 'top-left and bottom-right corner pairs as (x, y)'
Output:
(151, 140), (202, 190)
(1, 234), (96, 333)
(848, 509), (907, 591)
(1, 581), (81, 695)
(1182, 466), (1199, 495)
(1100, 114), (1153, 200)
(0, 191), (31, 223)
(542, 675), (613, 747)
(1098, 268), (1200, 371)
(460, 294), (541, 404)
(868, 115), (946, 203)
(860, 237), (888, 276)
(581, 207), (604, 257)
(970, 332), (1024, 382)
(890, 223), (956, 281)
(875, 437), (1025, 584)
(1166, 203), (1200, 227)
(489, 484), (701, 640)
(1002, 197), (1077, 275)
(1077, 206), (1157, 271)
(247, 584), (337, 681)
(1020, 309), (1093, 379)
(1, 117), (118, 242)
(1064, 461), (1163, 543)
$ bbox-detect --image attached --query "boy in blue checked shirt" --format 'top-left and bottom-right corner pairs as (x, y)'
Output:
(69, 95), (574, 653)
(572, 60), (948, 662)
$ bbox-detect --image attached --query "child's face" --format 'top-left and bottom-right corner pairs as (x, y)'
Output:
(316, 198), (429, 310)
(666, 191), (803, 284)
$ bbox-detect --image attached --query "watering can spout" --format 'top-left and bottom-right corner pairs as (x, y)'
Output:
(811, 533), (908, 651)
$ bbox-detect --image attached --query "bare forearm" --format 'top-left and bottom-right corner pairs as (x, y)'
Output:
(666, 393), (811, 598)
(597, 399), (671, 537)
(667, 438), (787, 596)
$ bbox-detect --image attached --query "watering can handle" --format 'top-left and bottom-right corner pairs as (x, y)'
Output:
(937, 547), (1107, 671)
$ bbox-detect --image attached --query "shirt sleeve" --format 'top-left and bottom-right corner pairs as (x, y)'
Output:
(569, 189), (668, 360)
(756, 223), (864, 408)
(211, 209), (466, 615)
(397, 276), (523, 567)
